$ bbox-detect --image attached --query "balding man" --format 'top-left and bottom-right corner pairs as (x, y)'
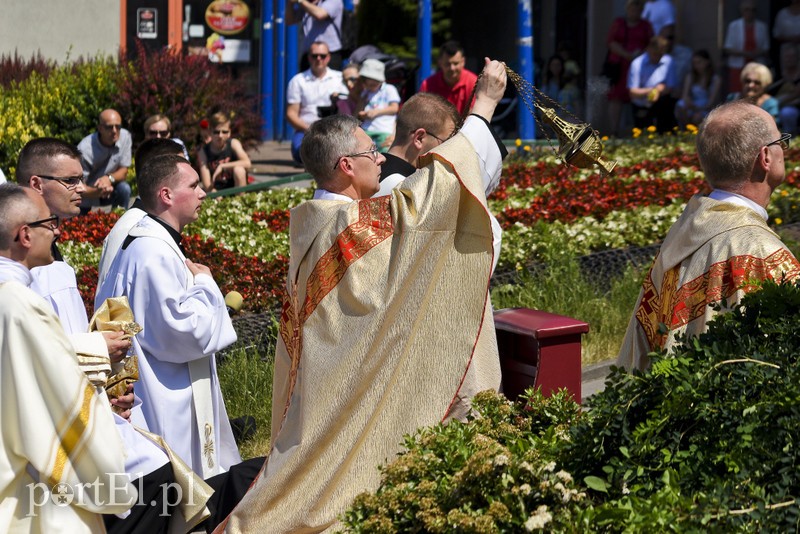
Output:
(618, 101), (800, 371)
(78, 108), (133, 211)
(0, 184), (136, 532)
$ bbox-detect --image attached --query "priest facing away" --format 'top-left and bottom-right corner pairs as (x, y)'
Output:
(220, 59), (508, 533)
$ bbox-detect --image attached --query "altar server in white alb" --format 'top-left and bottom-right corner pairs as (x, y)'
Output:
(95, 154), (240, 478)
(0, 184), (137, 532)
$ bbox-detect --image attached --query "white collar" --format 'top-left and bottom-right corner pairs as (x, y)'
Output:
(708, 189), (768, 220)
(0, 256), (33, 286)
(313, 189), (354, 202)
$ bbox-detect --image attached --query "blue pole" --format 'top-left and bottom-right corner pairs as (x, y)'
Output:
(275, 1), (287, 141)
(260, 0), (274, 140)
(517, 0), (535, 140)
(417, 0), (432, 89)
(284, 24), (299, 140)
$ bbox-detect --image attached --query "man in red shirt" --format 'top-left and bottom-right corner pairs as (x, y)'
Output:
(419, 40), (478, 115)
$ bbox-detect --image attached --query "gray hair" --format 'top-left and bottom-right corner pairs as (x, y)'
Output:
(300, 115), (360, 184)
(0, 183), (37, 249)
(696, 101), (774, 189)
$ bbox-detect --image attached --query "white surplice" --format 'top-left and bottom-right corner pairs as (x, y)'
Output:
(0, 271), (137, 533)
(95, 215), (240, 477)
(97, 206), (146, 288)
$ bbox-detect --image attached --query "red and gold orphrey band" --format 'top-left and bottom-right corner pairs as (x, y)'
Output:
(277, 197), (395, 429)
(636, 249), (800, 352)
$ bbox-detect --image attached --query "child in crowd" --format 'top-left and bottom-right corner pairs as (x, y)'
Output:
(356, 59), (400, 148)
(197, 112), (251, 191)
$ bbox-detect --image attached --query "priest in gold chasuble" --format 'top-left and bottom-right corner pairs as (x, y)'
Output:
(220, 60), (508, 533)
(619, 102), (800, 371)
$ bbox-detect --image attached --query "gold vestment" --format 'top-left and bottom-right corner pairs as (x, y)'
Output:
(222, 133), (502, 532)
(618, 195), (800, 371)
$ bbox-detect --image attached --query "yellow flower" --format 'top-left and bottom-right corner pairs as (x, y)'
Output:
(632, 127), (642, 138)
(781, 190), (789, 197)
(601, 135), (609, 141)
(523, 145), (531, 151)
(515, 138), (522, 147)
(647, 125), (657, 133)
(775, 218), (783, 225)
(686, 124), (698, 133)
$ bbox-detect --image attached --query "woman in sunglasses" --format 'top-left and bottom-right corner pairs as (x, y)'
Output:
(197, 111), (252, 192)
(142, 114), (190, 160)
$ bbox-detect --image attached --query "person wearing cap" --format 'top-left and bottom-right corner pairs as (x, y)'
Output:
(356, 58), (401, 148)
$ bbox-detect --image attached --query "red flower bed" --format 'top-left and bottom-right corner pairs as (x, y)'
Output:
(252, 209), (291, 233)
(60, 211), (121, 246)
(494, 150), (705, 227)
(69, 212), (287, 315)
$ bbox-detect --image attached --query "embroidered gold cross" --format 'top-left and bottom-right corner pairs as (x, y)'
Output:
(203, 423), (215, 469)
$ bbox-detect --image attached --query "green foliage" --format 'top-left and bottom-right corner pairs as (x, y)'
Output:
(343, 281), (800, 531)
(356, 0), (453, 58)
(492, 250), (643, 364)
(217, 321), (278, 459)
(0, 57), (119, 175)
(111, 42), (261, 157)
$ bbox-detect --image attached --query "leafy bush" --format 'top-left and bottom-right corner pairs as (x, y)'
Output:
(111, 42), (262, 157)
(0, 57), (119, 175)
(344, 280), (800, 531)
(0, 50), (55, 88)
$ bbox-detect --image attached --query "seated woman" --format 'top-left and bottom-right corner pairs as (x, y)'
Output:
(143, 113), (190, 160)
(333, 63), (362, 116)
(675, 50), (721, 128)
(727, 62), (780, 124)
(356, 59), (400, 148)
(197, 112), (252, 192)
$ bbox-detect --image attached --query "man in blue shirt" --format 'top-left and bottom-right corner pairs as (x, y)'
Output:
(628, 35), (678, 132)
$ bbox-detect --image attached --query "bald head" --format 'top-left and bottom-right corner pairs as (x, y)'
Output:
(98, 109), (123, 146)
(697, 101), (776, 189)
(0, 184), (42, 250)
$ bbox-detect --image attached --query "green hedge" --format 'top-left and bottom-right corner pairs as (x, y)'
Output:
(344, 280), (800, 532)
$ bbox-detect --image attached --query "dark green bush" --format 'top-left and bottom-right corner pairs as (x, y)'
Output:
(343, 280), (800, 532)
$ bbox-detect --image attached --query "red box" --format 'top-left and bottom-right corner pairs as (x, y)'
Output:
(494, 308), (589, 403)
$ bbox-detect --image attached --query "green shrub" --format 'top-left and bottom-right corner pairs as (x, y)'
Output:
(0, 57), (119, 175)
(343, 280), (800, 531)
(112, 42), (261, 158)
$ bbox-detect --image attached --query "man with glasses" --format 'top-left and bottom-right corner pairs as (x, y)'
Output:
(0, 183), (138, 531)
(222, 58), (507, 533)
(17, 138), (132, 378)
(286, 41), (348, 165)
(78, 108), (133, 211)
(375, 91), (506, 273)
(619, 101), (800, 372)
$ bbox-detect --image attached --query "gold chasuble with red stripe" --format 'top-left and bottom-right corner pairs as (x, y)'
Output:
(222, 133), (501, 533)
(618, 195), (800, 371)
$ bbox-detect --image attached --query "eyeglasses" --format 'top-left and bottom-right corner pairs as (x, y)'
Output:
(333, 144), (380, 170)
(417, 128), (457, 145)
(345, 77), (358, 83)
(14, 215), (60, 241)
(148, 129), (170, 137)
(742, 77), (763, 86)
(213, 129), (231, 135)
(309, 53), (329, 60)
(101, 124), (122, 130)
(38, 174), (83, 191)
(765, 132), (791, 151)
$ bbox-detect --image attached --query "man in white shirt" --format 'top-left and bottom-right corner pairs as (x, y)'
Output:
(78, 109), (133, 211)
(628, 35), (677, 132)
(286, 41), (348, 165)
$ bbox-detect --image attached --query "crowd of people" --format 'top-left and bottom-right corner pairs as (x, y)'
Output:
(1, 1), (799, 532)
(605, 0), (800, 136)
